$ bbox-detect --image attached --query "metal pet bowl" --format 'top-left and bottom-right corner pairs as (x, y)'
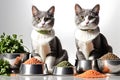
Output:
(3, 53), (29, 65)
(75, 59), (99, 73)
(2, 53), (29, 73)
(53, 66), (74, 75)
(19, 63), (47, 75)
(97, 59), (120, 74)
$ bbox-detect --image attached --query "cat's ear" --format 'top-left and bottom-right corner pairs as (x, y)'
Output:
(32, 5), (39, 16)
(47, 6), (55, 16)
(92, 4), (100, 13)
(75, 4), (82, 15)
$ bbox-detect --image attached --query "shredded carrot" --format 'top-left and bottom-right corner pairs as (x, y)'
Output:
(24, 57), (44, 64)
(75, 69), (107, 78)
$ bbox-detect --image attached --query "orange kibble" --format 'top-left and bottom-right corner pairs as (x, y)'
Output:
(24, 57), (44, 64)
(75, 69), (107, 78)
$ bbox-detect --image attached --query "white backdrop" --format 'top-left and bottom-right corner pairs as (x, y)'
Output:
(0, 0), (120, 64)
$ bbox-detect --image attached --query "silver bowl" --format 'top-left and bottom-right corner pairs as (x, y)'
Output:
(97, 59), (120, 74)
(19, 63), (48, 75)
(2, 53), (29, 73)
(53, 66), (74, 75)
(75, 59), (99, 73)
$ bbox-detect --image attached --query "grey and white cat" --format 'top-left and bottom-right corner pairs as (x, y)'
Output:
(74, 4), (112, 60)
(31, 5), (68, 73)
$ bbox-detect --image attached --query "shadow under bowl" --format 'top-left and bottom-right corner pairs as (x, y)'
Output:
(20, 63), (44, 75)
(97, 59), (120, 74)
(53, 66), (74, 75)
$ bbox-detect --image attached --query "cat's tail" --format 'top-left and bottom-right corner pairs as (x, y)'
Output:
(55, 49), (68, 65)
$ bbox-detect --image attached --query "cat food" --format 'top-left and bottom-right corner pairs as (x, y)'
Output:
(24, 58), (44, 64)
(56, 61), (73, 67)
(14, 56), (21, 65)
(75, 69), (107, 78)
(100, 53), (120, 60)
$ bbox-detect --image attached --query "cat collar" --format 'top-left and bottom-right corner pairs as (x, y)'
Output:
(37, 30), (52, 34)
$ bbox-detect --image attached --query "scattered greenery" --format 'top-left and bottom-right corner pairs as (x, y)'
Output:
(0, 59), (10, 76)
(56, 61), (73, 67)
(0, 33), (27, 53)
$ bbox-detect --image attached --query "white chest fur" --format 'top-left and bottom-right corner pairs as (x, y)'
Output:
(31, 30), (55, 62)
(75, 29), (99, 59)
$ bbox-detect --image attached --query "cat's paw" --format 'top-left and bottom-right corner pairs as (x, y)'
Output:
(47, 67), (53, 74)
(34, 56), (42, 61)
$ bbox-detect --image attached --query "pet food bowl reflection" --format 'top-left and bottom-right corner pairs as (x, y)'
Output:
(75, 59), (99, 73)
(97, 59), (120, 75)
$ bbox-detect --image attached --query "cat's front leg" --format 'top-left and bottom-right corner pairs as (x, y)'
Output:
(89, 50), (102, 59)
(45, 56), (56, 74)
(76, 50), (86, 73)
(76, 50), (86, 60)
(34, 56), (43, 62)
(75, 39), (86, 60)
(31, 52), (43, 61)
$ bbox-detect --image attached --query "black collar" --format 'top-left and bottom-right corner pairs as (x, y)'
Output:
(80, 29), (96, 32)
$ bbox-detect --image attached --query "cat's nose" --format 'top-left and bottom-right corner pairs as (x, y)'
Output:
(42, 23), (45, 25)
(86, 21), (89, 24)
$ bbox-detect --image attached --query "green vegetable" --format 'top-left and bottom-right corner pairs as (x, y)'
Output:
(0, 33), (27, 53)
(56, 61), (73, 67)
(0, 59), (10, 76)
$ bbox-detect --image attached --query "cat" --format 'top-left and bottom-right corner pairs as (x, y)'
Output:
(31, 5), (68, 73)
(74, 4), (113, 60)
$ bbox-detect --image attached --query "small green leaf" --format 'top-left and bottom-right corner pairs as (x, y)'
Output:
(20, 39), (23, 43)
(12, 34), (17, 39)
(0, 33), (27, 53)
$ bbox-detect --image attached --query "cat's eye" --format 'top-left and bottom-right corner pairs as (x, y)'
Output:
(44, 17), (51, 22)
(81, 16), (84, 19)
(36, 17), (41, 22)
(38, 18), (41, 21)
(88, 16), (94, 20)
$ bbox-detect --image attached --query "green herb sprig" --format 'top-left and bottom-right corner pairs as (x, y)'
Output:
(0, 59), (10, 76)
(0, 33), (27, 53)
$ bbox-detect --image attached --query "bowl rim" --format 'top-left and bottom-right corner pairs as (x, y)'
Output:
(54, 66), (74, 68)
(75, 59), (97, 61)
(21, 63), (45, 65)
(97, 59), (120, 61)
